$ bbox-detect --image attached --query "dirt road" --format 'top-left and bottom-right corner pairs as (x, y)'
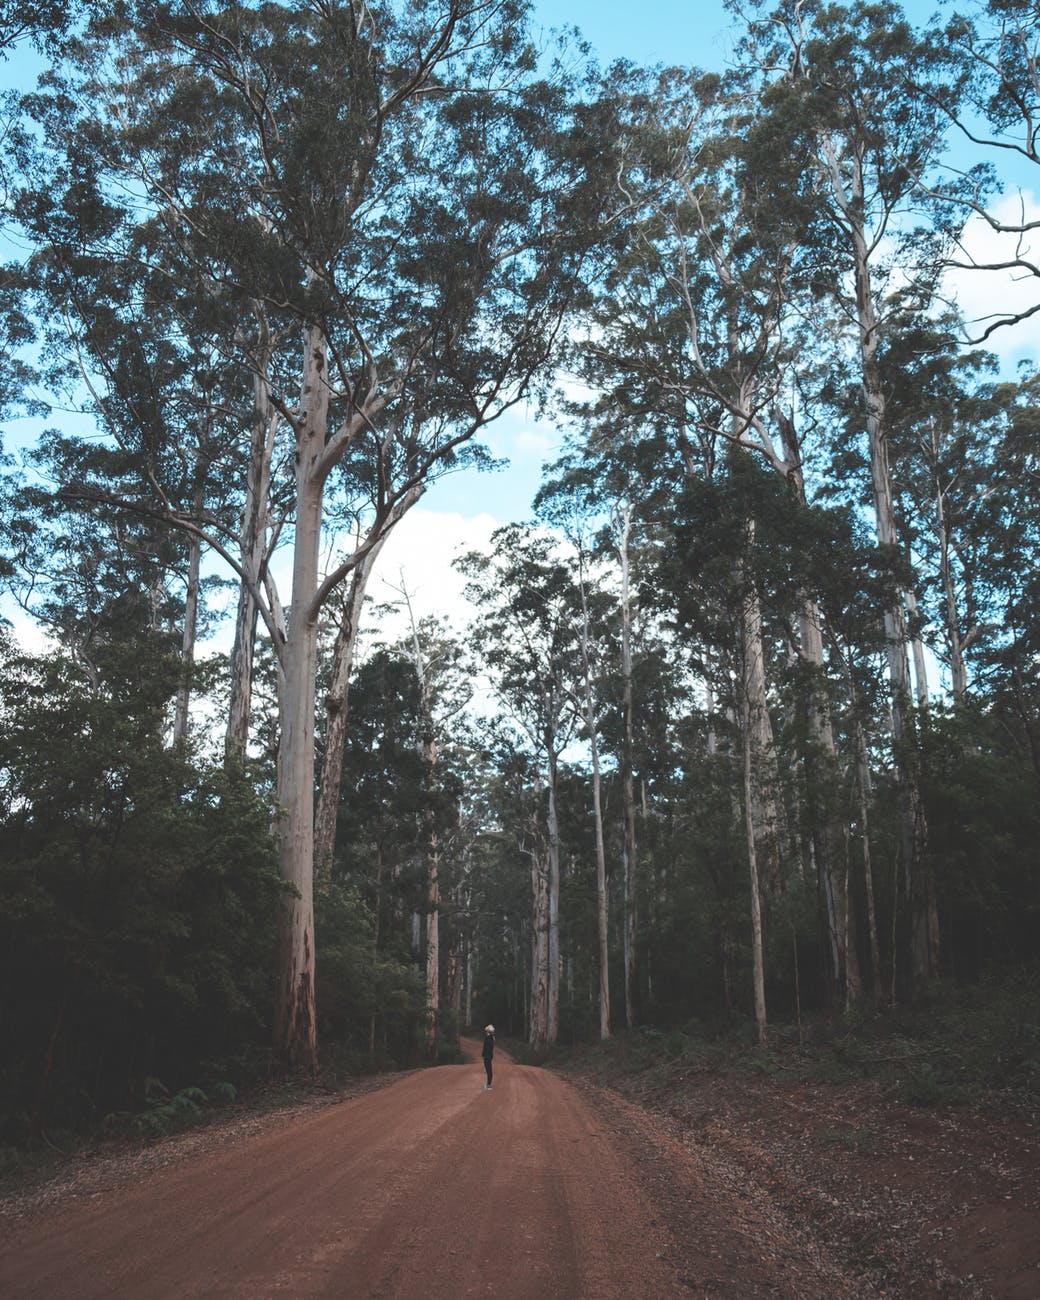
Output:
(0, 1042), (691, 1299)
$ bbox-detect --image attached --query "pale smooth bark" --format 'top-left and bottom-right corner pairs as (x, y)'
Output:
(853, 714), (884, 998)
(173, 514), (202, 746)
(905, 587), (931, 711)
(313, 538), (389, 890)
(545, 737), (562, 1048)
(799, 594), (860, 1003)
(939, 522), (970, 703)
(928, 423), (977, 703)
(272, 324), (330, 1071)
(740, 529), (783, 897)
(741, 642), (768, 1047)
(528, 842), (550, 1053)
(617, 504), (639, 1030)
(226, 350), (279, 758)
(576, 561), (610, 1039)
(821, 132), (938, 989)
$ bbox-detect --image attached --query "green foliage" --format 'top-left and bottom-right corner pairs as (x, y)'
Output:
(131, 1083), (210, 1137)
(813, 975), (1040, 1107)
(919, 705), (1040, 973)
(0, 648), (284, 1141)
(559, 972), (1040, 1110)
(314, 884), (424, 1069)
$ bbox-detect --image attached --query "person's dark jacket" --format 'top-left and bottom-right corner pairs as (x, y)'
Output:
(482, 1032), (494, 1062)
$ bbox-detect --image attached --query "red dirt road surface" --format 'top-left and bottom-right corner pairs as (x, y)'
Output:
(0, 1041), (687, 1300)
(5, 1040), (1036, 1299)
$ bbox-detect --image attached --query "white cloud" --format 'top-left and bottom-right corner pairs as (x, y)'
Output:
(362, 506), (501, 647)
(945, 190), (1040, 371)
(1, 597), (53, 655)
(509, 425), (559, 460)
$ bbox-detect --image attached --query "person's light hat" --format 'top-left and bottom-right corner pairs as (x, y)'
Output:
(484, 1024), (495, 1033)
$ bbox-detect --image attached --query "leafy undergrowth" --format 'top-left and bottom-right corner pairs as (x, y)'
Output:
(0, 1048), (415, 1198)
(556, 972), (1040, 1111)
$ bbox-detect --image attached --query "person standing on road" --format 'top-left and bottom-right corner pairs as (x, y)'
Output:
(482, 1025), (495, 1090)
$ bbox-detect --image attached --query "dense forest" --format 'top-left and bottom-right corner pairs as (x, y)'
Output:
(1, 0), (1038, 1142)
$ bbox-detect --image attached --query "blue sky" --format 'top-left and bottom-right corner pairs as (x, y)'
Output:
(532, 0), (738, 66)
(531, 0), (944, 68)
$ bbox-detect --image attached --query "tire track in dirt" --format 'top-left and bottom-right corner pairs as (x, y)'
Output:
(0, 1044), (686, 1299)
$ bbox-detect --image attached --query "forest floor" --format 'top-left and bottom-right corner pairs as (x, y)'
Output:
(557, 1035), (1040, 1298)
(0, 1036), (1037, 1298)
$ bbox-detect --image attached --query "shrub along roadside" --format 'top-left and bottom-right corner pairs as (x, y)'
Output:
(0, 650), (427, 1152)
(548, 971), (1040, 1112)
(0, 648), (287, 1145)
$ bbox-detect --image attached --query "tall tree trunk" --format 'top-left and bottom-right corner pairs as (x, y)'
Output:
(800, 592), (860, 1007)
(860, 305), (936, 990)
(464, 942), (474, 1030)
(396, 579), (443, 1060)
(933, 445), (971, 702)
(905, 586), (930, 711)
(617, 504), (639, 1030)
(425, 836), (440, 1058)
(272, 323), (329, 1072)
(852, 713), (884, 999)
(741, 646), (768, 1047)
(842, 171), (935, 991)
(173, 502), (203, 745)
(577, 563), (610, 1040)
(314, 487), (424, 887)
(446, 923), (461, 1045)
(740, 528), (783, 896)
(778, 415), (857, 1004)
(528, 844), (550, 1053)
(227, 351), (278, 758)
(545, 739), (562, 1048)
(313, 541), (386, 890)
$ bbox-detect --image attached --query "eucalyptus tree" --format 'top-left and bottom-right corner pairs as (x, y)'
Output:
(571, 62), (860, 1008)
(16, 0), (608, 1068)
(735, 0), (961, 991)
(13, 439), (188, 699)
(13, 172), (276, 745)
(313, 509), (415, 887)
(327, 624), (470, 1056)
(333, 647), (427, 947)
(0, 1), (79, 57)
(532, 482), (619, 1039)
(387, 597), (472, 1057)
(874, 308), (1009, 703)
(537, 447), (679, 1030)
(0, 0), (81, 202)
(953, 370), (1040, 779)
(459, 524), (587, 1051)
(466, 727), (545, 1035)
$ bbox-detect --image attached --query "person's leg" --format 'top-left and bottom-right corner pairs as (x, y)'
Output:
(485, 1058), (493, 1087)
